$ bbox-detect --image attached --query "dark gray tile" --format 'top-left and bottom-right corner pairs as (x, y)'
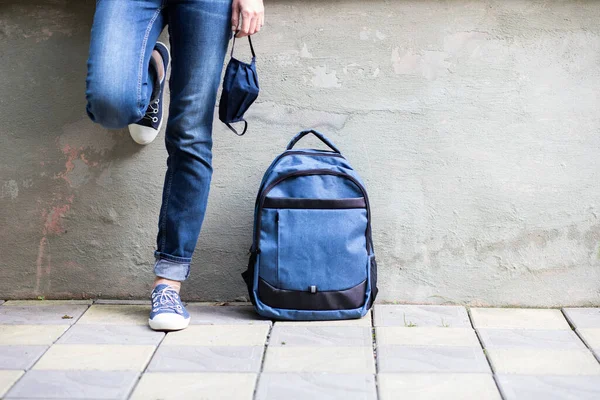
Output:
(256, 373), (376, 400)
(478, 329), (587, 350)
(5, 370), (139, 399)
(269, 326), (372, 347)
(0, 306), (88, 325)
(377, 345), (490, 373)
(497, 375), (600, 400)
(0, 346), (48, 370)
(374, 305), (470, 327)
(147, 346), (263, 372)
(186, 305), (271, 325)
(57, 324), (164, 345)
(564, 309), (600, 329)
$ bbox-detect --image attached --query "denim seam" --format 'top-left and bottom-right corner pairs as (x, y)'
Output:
(136, 6), (164, 121)
(159, 150), (176, 251)
(155, 251), (192, 264)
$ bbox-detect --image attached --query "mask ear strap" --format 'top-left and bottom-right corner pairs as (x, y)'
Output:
(231, 32), (256, 59)
(226, 120), (248, 136)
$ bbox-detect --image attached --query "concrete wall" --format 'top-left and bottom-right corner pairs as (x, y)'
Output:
(1, 0), (599, 306)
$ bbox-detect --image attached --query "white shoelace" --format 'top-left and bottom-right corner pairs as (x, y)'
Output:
(143, 98), (160, 123)
(152, 285), (183, 313)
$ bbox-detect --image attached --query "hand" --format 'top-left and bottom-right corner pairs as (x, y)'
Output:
(231, 0), (264, 38)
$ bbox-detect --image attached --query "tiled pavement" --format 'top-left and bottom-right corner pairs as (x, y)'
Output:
(0, 302), (599, 399)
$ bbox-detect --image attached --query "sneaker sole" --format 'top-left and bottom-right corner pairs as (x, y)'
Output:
(148, 314), (190, 331)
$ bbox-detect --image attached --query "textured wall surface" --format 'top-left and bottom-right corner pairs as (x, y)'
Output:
(1, 0), (599, 305)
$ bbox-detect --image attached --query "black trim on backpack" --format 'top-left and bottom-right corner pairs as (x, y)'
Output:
(368, 255), (378, 308)
(263, 197), (366, 210)
(241, 250), (258, 306)
(258, 278), (367, 310)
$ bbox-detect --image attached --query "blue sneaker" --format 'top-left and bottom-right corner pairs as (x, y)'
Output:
(128, 42), (170, 145)
(148, 284), (190, 331)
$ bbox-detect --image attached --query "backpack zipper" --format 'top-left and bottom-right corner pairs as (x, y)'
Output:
(255, 150), (346, 207)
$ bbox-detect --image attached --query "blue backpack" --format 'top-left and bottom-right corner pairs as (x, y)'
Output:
(242, 130), (378, 320)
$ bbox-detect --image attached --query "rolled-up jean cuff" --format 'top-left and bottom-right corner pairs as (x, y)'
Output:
(154, 251), (191, 281)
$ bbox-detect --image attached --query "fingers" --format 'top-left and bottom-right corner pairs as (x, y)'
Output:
(235, 3), (265, 37)
(231, 0), (240, 32)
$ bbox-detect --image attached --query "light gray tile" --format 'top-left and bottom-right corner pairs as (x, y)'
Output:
(186, 305), (271, 325)
(470, 308), (570, 330)
(379, 373), (501, 400)
(5, 370), (139, 399)
(269, 326), (372, 347)
(377, 346), (490, 373)
(478, 329), (587, 349)
(564, 308), (600, 329)
(264, 346), (375, 373)
(374, 305), (470, 327)
(130, 372), (256, 400)
(376, 327), (480, 347)
(256, 373), (376, 400)
(577, 329), (600, 350)
(0, 346), (48, 370)
(0, 301), (5, 306)
(4, 301), (93, 306)
(147, 346), (263, 372)
(94, 299), (149, 305)
(497, 375), (600, 400)
(487, 349), (600, 375)
(0, 306), (88, 325)
(57, 324), (164, 345)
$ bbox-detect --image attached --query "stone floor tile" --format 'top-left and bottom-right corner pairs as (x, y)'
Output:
(76, 305), (149, 325)
(487, 349), (600, 375)
(377, 346), (490, 373)
(497, 375), (600, 400)
(269, 326), (372, 347)
(470, 308), (570, 330)
(186, 305), (271, 325)
(3, 300), (93, 306)
(563, 308), (600, 329)
(147, 346), (263, 372)
(376, 327), (480, 347)
(263, 346), (375, 373)
(161, 325), (269, 346)
(4, 370), (138, 399)
(578, 329), (600, 350)
(0, 325), (68, 345)
(94, 299), (149, 305)
(0, 305), (88, 325)
(56, 324), (164, 345)
(32, 344), (155, 371)
(0, 370), (23, 397)
(378, 373), (501, 400)
(129, 372), (256, 400)
(256, 373), (376, 400)
(374, 305), (470, 327)
(478, 329), (587, 350)
(0, 346), (48, 370)
(274, 310), (371, 327)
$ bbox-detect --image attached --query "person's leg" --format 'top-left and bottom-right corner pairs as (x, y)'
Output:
(85, 0), (166, 129)
(152, 0), (232, 285)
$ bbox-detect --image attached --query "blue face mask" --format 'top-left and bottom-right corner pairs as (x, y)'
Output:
(218, 35), (259, 136)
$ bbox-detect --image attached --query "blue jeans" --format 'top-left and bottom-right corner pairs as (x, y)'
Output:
(85, 0), (232, 281)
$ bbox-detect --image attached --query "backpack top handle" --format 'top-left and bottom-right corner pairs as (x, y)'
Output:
(286, 129), (342, 154)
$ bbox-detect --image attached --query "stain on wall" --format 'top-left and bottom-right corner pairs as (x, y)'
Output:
(1, 0), (599, 305)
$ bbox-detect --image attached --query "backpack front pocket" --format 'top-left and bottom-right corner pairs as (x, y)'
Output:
(272, 198), (369, 292)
